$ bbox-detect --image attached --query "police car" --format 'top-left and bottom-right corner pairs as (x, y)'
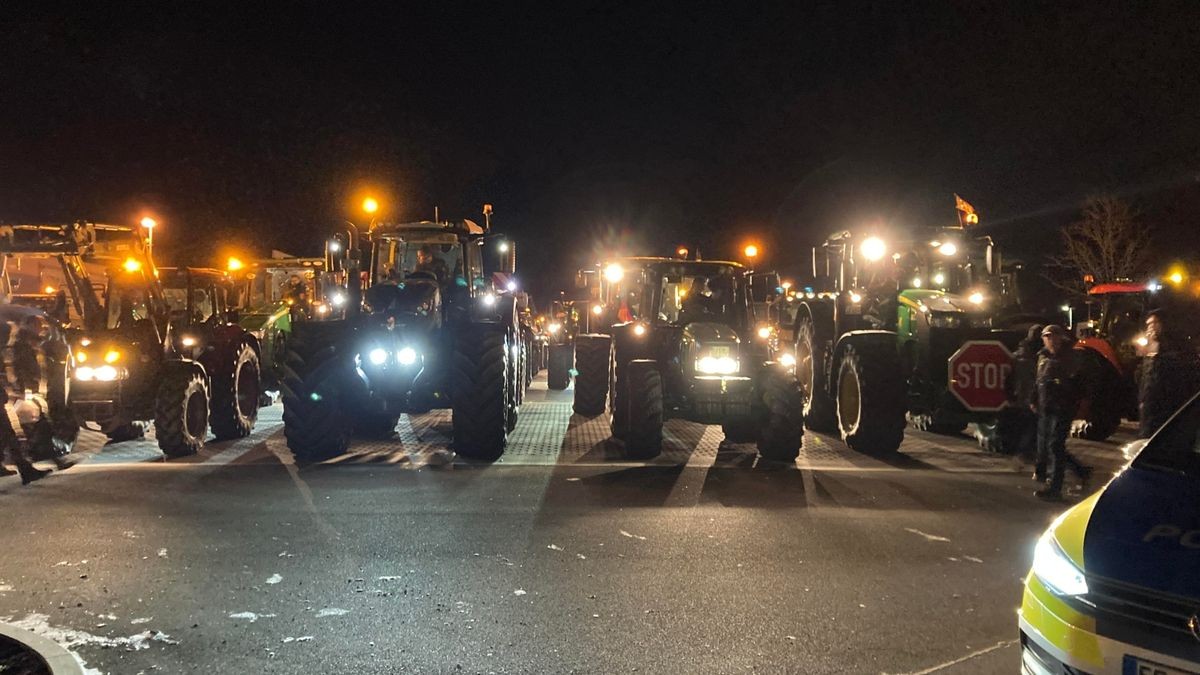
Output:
(1020, 395), (1200, 674)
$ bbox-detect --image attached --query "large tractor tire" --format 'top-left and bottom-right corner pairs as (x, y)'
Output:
(280, 322), (353, 462)
(573, 334), (610, 416)
(757, 365), (804, 463)
(451, 323), (509, 462)
(836, 342), (906, 454)
(507, 331), (522, 432)
(721, 418), (759, 443)
(796, 315), (837, 431)
(210, 339), (262, 440)
(623, 360), (663, 459)
(547, 343), (572, 391)
(1072, 351), (1123, 441)
(155, 366), (209, 458)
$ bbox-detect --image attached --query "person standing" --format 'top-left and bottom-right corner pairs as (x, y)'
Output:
(1138, 308), (1200, 438)
(1004, 323), (1043, 474)
(1035, 324), (1092, 501)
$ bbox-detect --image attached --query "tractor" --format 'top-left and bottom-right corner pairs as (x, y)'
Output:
(542, 298), (586, 391)
(1070, 275), (1200, 440)
(794, 219), (1025, 454)
(279, 218), (526, 462)
(571, 256), (803, 461)
(232, 256), (327, 400)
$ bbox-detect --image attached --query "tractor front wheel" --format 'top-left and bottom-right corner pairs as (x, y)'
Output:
(836, 342), (906, 455)
(155, 367), (209, 458)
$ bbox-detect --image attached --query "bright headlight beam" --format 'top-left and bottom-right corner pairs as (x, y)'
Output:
(95, 365), (119, 381)
(368, 348), (388, 365)
(938, 242), (958, 256)
(603, 263), (625, 283)
(1032, 533), (1088, 596)
(397, 347), (418, 365)
(757, 326), (772, 339)
(633, 323), (647, 336)
(696, 355), (739, 375)
(860, 236), (887, 262)
(968, 291), (984, 305)
(778, 353), (796, 368)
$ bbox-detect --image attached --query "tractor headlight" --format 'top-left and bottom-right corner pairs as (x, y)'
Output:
(330, 292), (347, 307)
(180, 335), (198, 348)
(75, 365), (126, 381)
(632, 323), (647, 337)
(397, 347), (418, 365)
(482, 293), (497, 307)
(757, 326), (772, 339)
(548, 322), (562, 334)
(967, 291), (985, 305)
(860, 236), (887, 262)
(603, 263), (624, 283)
(1032, 533), (1088, 596)
(929, 312), (963, 328)
(696, 355), (739, 375)
(849, 292), (863, 304)
(368, 348), (389, 366)
(592, 304), (604, 316)
(778, 352), (797, 368)
(937, 242), (958, 256)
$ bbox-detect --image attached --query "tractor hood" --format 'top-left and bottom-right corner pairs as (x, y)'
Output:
(366, 280), (440, 317)
(899, 289), (989, 315)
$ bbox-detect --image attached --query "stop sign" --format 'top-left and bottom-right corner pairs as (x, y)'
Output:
(947, 340), (1014, 412)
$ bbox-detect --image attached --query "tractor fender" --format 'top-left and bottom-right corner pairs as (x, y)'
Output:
(831, 330), (898, 387)
(792, 300), (835, 347)
(1075, 337), (1124, 375)
(162, 358), (207, 384)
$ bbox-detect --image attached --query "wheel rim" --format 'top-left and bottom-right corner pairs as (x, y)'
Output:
(185, 387), (207, 439)
(838, 366), (861, 433)
(798, 337), (815, 409)
(236, 360), (259, 419)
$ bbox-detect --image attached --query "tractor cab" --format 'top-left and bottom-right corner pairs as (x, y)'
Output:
(158, 267), (243, 362)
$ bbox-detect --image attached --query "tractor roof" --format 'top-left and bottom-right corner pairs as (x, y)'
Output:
(371, 220), (486, 239)
(615, 256), (745, 270)
(1088, 282), (1150, 296)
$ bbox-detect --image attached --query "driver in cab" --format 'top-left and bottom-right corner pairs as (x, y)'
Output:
(414, 245), (449, 285)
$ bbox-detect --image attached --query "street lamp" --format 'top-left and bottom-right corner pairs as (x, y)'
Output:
(362, 197), (379, 215)
(139, 217), (157, 260)
(743, 244), (759, 260)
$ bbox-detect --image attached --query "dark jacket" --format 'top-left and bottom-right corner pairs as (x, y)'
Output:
(1036, 347), (1080, 415)
(1138, 343), (1200, 437)
(1007, 338), (1041, 410)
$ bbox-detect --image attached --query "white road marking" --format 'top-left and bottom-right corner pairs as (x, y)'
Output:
(885, 639), (1018, 675)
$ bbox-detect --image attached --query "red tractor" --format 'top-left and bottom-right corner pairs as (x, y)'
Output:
(1071, 278), (1200, 440)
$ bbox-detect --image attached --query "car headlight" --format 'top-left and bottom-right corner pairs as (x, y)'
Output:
(929, 312), (963, 328)
(397, 347), (418, 365)
(1032, 533), (1088, 596)
(367, 348), (388, 366)
(696, 355), (739, 375)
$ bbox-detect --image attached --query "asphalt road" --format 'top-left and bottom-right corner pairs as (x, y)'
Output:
(0, 375), (1136, 675)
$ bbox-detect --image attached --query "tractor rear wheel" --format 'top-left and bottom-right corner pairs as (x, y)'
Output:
(796, 315), (837, 431)
(155, 367), (209, 458)
(280, 322), (352, 462)
(451, 323), (509, 462)
(210, 339), (261, 440)
(572, 334), (610, 416)
(757, 366), (804, 463)
(547, 344), (572, 390)
(836, 342), (906, 454)
(623, 360), (663, 459)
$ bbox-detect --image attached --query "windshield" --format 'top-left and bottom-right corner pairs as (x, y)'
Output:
(1134, 393), (1200, 478)
(373, 234), (465, 287)
(105, 282), (155, 330)
(162, 286), (215, 324)
(656, 267), (745, 327)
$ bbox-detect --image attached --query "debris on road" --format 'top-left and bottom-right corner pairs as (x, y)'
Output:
(157, 548), (168, 558)
(266, 573), (283, 584)
(281, 635), (315, 644)
(377, 576), (403, 581)
(619, 530), (647, 540)
(130, 617), (152, 625)
(904, 528), (951, 543)
(513, 589), (527, 596)
(316, 608), (349, 617)
(229, 612), (275, 622)
(963, 555), (984, 563)
(5, 613), (180, 652)
(547, 544), (563, 551)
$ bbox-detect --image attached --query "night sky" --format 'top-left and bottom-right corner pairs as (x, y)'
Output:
(3, 2), (1200, 297)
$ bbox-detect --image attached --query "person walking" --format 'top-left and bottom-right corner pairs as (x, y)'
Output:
(1138, 308), (1200, 438)
(0, 319), (50, 485)
(1004, 323), (1043, 474)
(1035, 324), (1092, 501)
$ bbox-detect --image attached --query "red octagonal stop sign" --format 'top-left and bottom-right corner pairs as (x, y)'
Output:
(947, 340), (1014, 412)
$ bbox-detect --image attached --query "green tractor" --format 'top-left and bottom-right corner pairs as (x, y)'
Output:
(279, 218), (527, 462)
(794, 220), (1024, 454)
(571, 256), (803, 461)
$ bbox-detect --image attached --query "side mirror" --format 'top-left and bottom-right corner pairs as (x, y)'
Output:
(749, 272), (780, 303)
(986, 243), (1002, 276)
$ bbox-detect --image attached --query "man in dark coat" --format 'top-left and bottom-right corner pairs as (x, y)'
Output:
(1035, 324), (1092, 501)
(1138, 308), (1200, 438)
(1003, 323), (1043, 473)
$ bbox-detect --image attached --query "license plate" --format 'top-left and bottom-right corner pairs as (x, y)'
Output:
(1124, 656), (1198, 675)
(708, 346), (730, 358)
